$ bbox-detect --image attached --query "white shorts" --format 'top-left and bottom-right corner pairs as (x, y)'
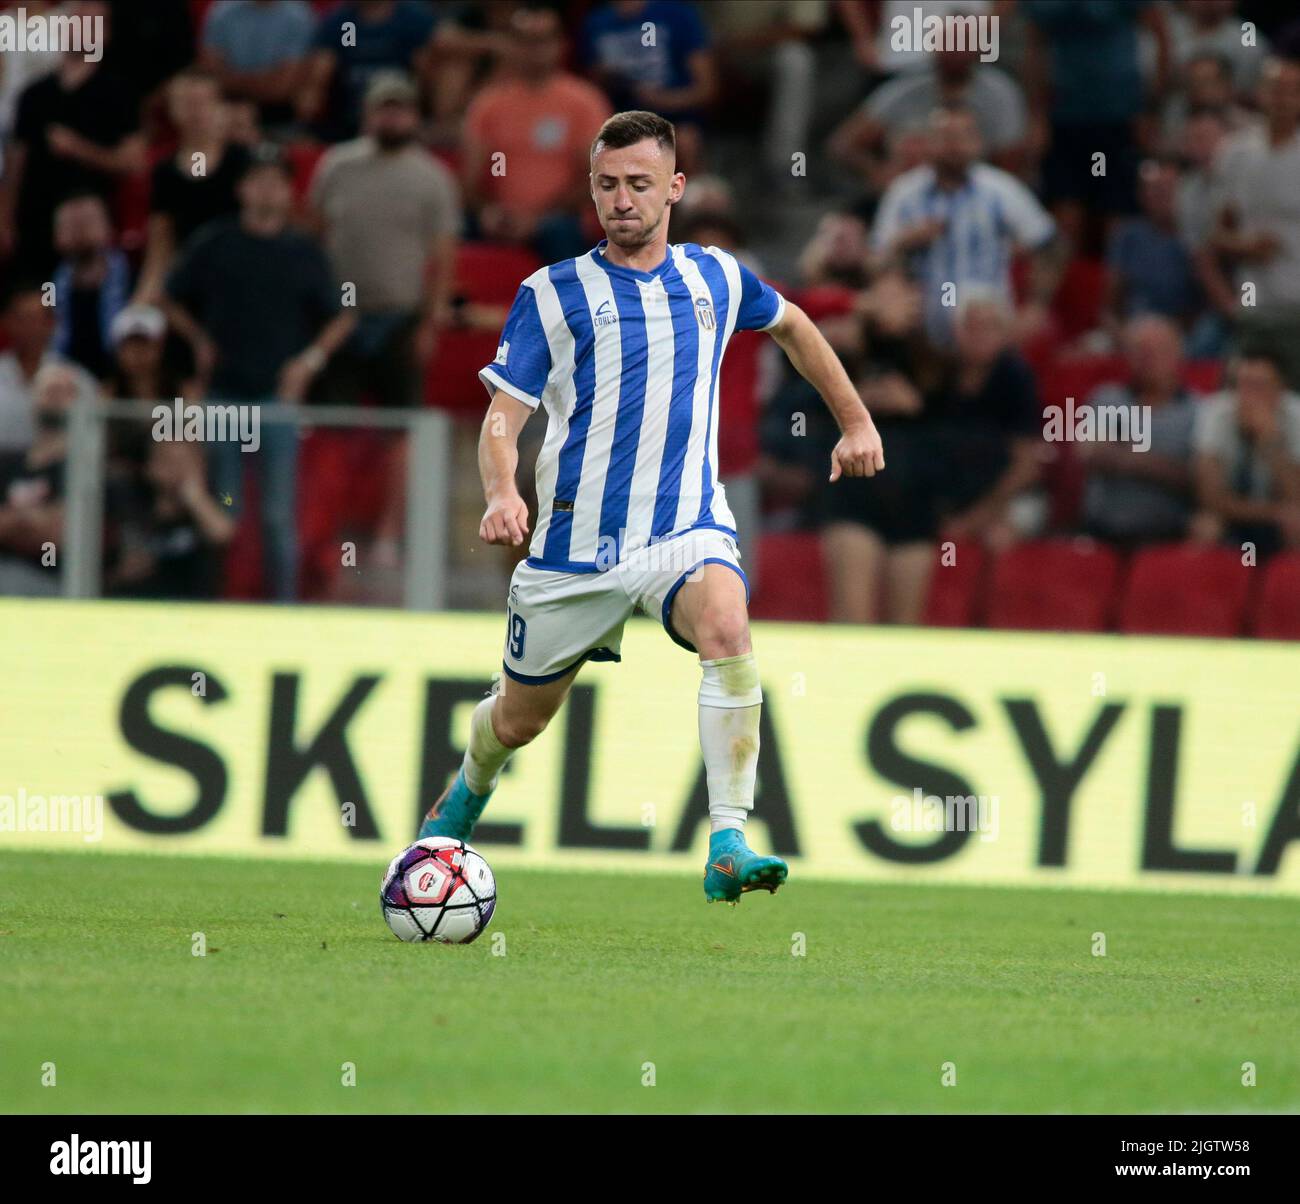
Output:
(501, 528), (748, 684)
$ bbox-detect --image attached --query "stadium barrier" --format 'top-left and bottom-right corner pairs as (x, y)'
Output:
(3, 599), (1298, 895)
(62, 398), (453, 609)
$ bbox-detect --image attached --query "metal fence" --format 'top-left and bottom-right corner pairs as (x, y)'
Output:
(62, 398), (453, 609)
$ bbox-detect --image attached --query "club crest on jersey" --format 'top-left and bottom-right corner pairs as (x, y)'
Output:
(594, 299), (619, 328)
(694, 295), (716, 330)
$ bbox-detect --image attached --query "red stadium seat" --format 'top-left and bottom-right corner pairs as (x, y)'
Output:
(425, 246), (544, 415)
(285, 141), (326, 204)
(1183, 359), (1225, 395)
(1052, 258), (1110, 339)
(115, 167), (153, 259)
(1119, 543), (1254, 637)
(426, 330), (503, 414)
(1036, 355), (1128, 529)
(748, 532), (828, 622)
(923, 541), (986, 627)
(790, 284), (857, 323)
(219, 427), (393, 602)
(1252, 552), (1300, 639)
(454, 244), (543, 303)
(985, 539), (1122, 632)
(189, 0), (217, 32)
(1039, 354), (1129, 415)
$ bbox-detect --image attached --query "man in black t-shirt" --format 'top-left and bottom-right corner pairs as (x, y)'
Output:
(0, 45), (145, 277)
(135, 68), (251, 305)
(163, 145), (356, 601)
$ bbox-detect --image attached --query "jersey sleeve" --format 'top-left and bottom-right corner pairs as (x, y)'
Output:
(478, 283), (552, 409)
(734, 259), (786, 332)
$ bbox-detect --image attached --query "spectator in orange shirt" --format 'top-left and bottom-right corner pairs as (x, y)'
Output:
(462, 3), (612, 263)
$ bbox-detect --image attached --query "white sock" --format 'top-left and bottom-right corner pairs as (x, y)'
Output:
(462, 696), (510, 795)
(698, 653), (763, 834)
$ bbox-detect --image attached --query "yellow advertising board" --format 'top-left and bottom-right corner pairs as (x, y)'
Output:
(2, 598), (1299, 894)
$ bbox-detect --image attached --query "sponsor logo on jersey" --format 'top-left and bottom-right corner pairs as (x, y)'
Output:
(594, 299), (619, 328)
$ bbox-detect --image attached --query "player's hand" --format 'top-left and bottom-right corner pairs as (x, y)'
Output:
(829, 418), (884, 481)
(480, 493), (530, 547)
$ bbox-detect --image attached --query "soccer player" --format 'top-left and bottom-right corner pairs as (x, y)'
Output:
(422, 110), (884, 903)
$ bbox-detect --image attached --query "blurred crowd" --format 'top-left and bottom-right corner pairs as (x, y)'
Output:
(0, 0), (1298, 629)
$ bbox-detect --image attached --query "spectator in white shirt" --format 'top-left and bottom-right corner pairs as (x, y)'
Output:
(871, 105), (1063, 346)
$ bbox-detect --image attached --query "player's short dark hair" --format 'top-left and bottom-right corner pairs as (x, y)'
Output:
(591, 111), (676, 161)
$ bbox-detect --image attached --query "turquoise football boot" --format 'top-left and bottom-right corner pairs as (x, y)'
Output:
(703, 828), (788, 904)
(418, 768), (494, 841)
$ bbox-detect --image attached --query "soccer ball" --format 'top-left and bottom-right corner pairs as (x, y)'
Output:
(380, 837), (497, 944)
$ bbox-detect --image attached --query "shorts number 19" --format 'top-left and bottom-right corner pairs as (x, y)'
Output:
(507, 608), (527, 660)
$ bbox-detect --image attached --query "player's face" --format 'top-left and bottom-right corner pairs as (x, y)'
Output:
(589, 138), (684, 250)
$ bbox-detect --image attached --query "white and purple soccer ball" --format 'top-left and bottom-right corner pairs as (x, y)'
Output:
(380, 837), (497, 944)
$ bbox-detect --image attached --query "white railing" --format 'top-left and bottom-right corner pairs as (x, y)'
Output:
(62, 398), (453, 609)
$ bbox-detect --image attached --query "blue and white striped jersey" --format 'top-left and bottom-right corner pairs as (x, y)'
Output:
(479, 240), (785, 572)
(871, 163), (1055, 342)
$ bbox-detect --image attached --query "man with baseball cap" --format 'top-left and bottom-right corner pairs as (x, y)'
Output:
(306, 69), (460, 565)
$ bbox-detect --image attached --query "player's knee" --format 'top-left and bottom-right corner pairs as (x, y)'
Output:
(690, 605), (751, 659)
(494, 707), (552, 748)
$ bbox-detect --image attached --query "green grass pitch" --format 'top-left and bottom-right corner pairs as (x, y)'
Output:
(3, 849), (1298, 1114)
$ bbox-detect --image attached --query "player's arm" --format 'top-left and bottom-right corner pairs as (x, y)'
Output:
(478, 389), (533, 546)
(768, 301), (885, 480)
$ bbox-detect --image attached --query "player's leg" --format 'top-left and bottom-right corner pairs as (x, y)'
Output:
(420, 668), (579, 840)
(669, 560), (788, 903)
(422, 559), (628, 841)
